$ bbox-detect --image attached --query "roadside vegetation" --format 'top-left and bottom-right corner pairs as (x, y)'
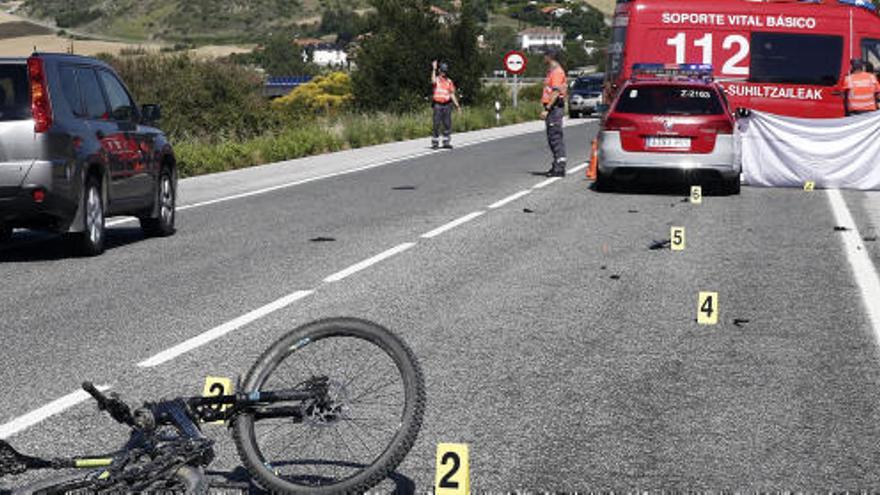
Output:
(80, 0), (596, 177)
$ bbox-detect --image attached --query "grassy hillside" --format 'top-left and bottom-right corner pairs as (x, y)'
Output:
(19, 0), (368, 43)
(19, 0), (612, 45)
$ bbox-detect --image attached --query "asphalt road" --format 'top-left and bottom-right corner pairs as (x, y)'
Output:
(2, 119), (880, 492)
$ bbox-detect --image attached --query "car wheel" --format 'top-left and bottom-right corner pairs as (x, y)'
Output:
(72, 175), (105, 256)
(0, 224), (12, 243)
(140, 168), (176, 237)
(594, 169), (613, 192)
(725, 176), (741, 195)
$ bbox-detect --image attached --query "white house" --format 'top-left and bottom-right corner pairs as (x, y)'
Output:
(311, 44), (348, 67)
(518, 27), (565, 51)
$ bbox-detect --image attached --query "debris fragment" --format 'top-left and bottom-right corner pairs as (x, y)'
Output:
(392, 185), (417, 191)
(834, 226), (850, 232)
(628, 209), (639, 213)
(310, 237), (336, 242)
(733, 318), (750, 327)
(649, 239), (671, 250)
(610, 274), (621, 280)
(864, 236), (877, 242)
(523, 208), (535, 213)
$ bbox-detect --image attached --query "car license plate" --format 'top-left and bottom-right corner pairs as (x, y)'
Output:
(646, 136), (690, 149)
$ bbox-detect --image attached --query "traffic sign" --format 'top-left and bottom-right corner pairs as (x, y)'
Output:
(503, 50), (527, 75)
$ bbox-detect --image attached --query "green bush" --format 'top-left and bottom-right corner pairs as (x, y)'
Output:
(99, 53), (282, 142)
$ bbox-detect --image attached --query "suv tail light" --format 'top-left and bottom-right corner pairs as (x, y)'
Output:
(603, 115), (636, 132)
(27, 56), (52, 134)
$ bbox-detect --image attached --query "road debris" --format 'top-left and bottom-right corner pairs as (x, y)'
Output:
(733, 318), (750, 327)
(649, 239), (671, 250)
(610, 274), (621, 280)
(523, 208), (535, 214)
(310, 237), (336, 242)
(834, 226), (851, 232)
(392, 186), (417, 190)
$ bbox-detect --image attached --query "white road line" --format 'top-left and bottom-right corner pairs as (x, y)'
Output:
(0, 385), (111, 440)
(827, 189), (880, 341)
(533, 177), (562, 189)
(324, 243), (417, 283)
(137, 290), (314, 368)
(489, 190), (532, 209)
(420, 212), (485, 239)
(567, 161), (589, 175)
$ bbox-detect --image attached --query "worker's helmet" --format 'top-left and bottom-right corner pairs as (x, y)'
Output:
(851, 58), (865, 72)
(544, 47), (562, 62)
(439, 62), (449, 74)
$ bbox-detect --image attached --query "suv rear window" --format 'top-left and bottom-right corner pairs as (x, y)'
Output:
(614, 85), (724, 115)
(0, 64), (30, 122)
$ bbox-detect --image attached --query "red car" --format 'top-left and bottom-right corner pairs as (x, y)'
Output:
(596, 63), (741, 194)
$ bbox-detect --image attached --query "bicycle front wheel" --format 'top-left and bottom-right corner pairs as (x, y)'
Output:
(232, 318), (425, 494)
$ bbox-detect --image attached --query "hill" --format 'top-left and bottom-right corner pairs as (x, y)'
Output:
(17, 0), (612, 45)
(18, 0), (369, 43)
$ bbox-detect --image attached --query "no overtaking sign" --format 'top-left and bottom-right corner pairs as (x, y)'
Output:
(503, 51), (527, 75)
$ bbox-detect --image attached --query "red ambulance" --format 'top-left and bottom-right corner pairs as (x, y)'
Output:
(605, 0), (880, 117)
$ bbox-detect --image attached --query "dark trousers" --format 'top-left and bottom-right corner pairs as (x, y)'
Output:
(545, 106), (566, 169)
(432, 102), (452, 145)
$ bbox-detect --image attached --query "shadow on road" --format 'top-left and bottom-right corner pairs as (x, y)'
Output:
(207, 466), (417, 494)
(0, 227), (148, 263)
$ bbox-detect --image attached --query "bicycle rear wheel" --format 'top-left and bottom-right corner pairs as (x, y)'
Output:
(232, 318), (425, 494)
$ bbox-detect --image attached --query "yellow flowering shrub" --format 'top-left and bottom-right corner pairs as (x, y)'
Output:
(272, 72), (354, 116)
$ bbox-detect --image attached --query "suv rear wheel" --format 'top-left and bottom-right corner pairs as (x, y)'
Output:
(72, 175), (105, 256)
(140, 168), (176, 237)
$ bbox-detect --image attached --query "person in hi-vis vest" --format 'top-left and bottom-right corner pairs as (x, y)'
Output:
(845, 58), (880, 115)
(541, 48), (568, 177)
(431, 60), (461, 149)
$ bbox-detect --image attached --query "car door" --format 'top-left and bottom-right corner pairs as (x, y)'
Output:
(75, 67), (134, 209)
(97, 69), (154, 209)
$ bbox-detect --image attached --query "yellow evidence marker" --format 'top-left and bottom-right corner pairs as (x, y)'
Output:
(804, 181), (815, 191)
(670, 226), (686, 251)
(690, 186), (702, 204)
(697, 292), (719, 325)
(202, 376), (234, 424)
(435, 443), (470, 495)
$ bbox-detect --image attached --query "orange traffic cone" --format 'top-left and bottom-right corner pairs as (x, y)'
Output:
(587, 138), (598, 181)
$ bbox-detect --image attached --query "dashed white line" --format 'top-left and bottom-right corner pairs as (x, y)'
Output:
(533, 177), (562, 189)
(137, 290), (314, 368)
(489, 190), (532, 209)
(0, 385), (111, 440)
(324, 243), (417, 283)
(827, 189), (880, 341)
(421, 212), (485, 239)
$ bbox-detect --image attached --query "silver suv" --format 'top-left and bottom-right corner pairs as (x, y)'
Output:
(0, 53), (177, 256)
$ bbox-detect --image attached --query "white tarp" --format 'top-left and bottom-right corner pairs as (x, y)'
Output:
(740, 110), (880, 190)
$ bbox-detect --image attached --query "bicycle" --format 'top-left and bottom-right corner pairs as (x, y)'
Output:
(0, 318), (425, 494)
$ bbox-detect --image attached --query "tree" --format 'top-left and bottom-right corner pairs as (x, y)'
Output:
(232, 33), (316, 76)
(352, 0), (485, 110)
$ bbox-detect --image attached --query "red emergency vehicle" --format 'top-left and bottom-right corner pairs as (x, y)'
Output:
(605, 0), (880, 117)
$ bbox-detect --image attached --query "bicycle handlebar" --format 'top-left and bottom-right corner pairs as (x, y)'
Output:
(82, 382), (135, 427)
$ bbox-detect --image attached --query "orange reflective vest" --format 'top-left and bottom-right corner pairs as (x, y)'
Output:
(433, 76), (455, 104)
(845, 71), (880, 112)
(542, 66), (567, 106)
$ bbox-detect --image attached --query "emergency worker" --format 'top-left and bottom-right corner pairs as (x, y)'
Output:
(844, 59), (880, 115)
(541, 49), (568, 177)
(431, 60), (461, 149)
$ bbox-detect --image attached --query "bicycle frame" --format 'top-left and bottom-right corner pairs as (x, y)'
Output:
(1, 385), (324, 481)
